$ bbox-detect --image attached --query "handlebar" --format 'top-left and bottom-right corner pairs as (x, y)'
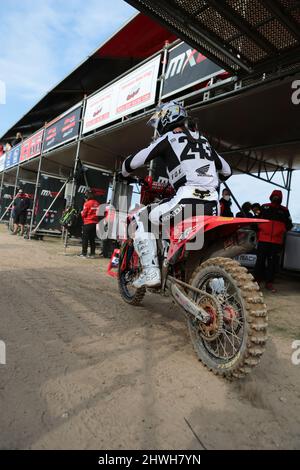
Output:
(116, 172), (175, 204)
(116, 171), (143, 185)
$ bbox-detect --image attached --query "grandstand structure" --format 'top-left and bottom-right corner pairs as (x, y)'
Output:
(0, 1), (299, 235)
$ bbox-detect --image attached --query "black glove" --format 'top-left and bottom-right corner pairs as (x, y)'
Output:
(116, 171), (139, 185)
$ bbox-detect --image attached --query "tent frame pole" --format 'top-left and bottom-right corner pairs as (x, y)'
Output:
(69, 96), (87, 208)
(286, 169), (293, 208)
(28, 152), (43, 239)
(150, 41), (169, 178)
(0, 196), (18, 222)
(13, 163), (20, 198)
(0, 168), (5, 197)
(64, 96), (87, 251)
(223, 181), (242, 212)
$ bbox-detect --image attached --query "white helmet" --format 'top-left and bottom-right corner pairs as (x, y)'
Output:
(147, 101), (188, 136)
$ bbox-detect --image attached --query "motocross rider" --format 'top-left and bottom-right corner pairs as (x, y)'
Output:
(122, 101), (232, 289)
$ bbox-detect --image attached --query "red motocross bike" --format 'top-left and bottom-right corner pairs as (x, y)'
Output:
(118, 177), (268, 379)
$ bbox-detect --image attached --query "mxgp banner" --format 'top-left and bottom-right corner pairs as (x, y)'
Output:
(74, 166), (111, 210)
(162, 42), (223, 99)
(83, 55), (161, 134)
(0, 183), (14, 220)
(43, 105), (81, 152)
(5, 144), (21, 169)
(35, 175), (66, 230)
(20, 129), (44, 162)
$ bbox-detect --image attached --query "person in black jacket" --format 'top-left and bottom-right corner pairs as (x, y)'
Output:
(236, 201), (254, 218)
(252, 203), (262, 217)
(12, 190), (30, 236)
(219, 188), (233, 217)
(12, 132), (23, 147)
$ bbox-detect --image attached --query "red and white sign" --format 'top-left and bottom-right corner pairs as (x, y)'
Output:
(82, 85), (115, 134)
(115, 56), (160, 118)
(83, 55), (161, 134)
(20, 129), (44, 162)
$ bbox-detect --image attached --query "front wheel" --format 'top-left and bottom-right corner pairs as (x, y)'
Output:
(187, 257), (268, 379)
(118, 240), (146, 306)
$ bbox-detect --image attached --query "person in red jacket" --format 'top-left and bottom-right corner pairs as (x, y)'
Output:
(79, 191), (100, 258)
(254, 190), (293, 292)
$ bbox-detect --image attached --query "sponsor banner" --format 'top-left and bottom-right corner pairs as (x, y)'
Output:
(4, 144), (21, 169)
(20, 129), (44, 162)
(35, 175), (66, 230)
(43, 105), (81, 152)
(83, 55), (161, 134)
(162, 41), (223, 99)
(114, 56), (160, 118)
(74, 166), (111, 209)
(0, 154), (5, 172)
(82, 85), (115, 134)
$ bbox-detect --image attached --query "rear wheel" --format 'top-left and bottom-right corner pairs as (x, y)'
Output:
(118, 240), (146, 306)
(187, 257), (268, 379)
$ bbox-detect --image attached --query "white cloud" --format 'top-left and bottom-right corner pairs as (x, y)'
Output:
(0, 0), (135, 103)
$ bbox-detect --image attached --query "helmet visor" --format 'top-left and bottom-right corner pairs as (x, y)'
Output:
(147, 104), (165, 129)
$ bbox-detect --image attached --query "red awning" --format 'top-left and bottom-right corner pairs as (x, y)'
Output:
(95, 13), (177, 59)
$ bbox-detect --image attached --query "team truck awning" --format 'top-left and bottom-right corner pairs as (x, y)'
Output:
(125, 0), (300, 76)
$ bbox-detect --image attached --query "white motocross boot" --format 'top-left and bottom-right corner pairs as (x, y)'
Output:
(133, 234), (161, 289)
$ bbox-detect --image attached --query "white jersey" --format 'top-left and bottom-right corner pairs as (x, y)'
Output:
(122, 129), (231, 192)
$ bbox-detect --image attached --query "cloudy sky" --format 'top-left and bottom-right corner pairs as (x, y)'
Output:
(0, 0), (299, 222)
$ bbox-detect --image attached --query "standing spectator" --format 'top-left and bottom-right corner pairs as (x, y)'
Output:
(252, 203), (262, 217)
(12, 132), (23, 147)
(5, 143), (12, 152)
(12, 189), (30, 236)
(236, 202), (253, 218)
(219, 188), (233, 217)
(79, 191), (100, 258)
(254, 190), (293, 293)
(0, 143), (4, 157)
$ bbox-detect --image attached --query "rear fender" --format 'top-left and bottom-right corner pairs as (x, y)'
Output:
(168, 216), (266, 265)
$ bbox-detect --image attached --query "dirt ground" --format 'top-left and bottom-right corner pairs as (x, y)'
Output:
(0, 225), (299, 450)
